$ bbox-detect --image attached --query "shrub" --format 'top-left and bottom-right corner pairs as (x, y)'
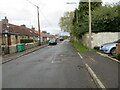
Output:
(20, 39), (34, 43)
(116, 53), (120, 60)
(94, 46), (100, 50)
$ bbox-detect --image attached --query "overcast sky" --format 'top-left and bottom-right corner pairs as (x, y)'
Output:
(0, 0), (119, 35)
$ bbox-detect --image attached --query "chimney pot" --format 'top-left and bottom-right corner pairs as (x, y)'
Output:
(21, 24), (26, 28)
(2, 16), (8, 24)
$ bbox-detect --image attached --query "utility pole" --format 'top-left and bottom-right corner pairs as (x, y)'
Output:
(26, 0), (41, 45)
(89, 0), (92, 49)
(37, 6), (41, 45)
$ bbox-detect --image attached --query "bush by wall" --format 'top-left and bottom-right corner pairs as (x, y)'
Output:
(20, 39), (34, 43)
(116, 53), (120, 60)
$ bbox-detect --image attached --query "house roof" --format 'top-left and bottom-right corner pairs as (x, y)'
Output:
(2, 23), (46, 37)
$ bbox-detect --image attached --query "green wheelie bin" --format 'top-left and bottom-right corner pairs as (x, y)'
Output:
(16, 43), (25, 52)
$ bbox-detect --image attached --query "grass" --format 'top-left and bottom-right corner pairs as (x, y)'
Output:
(72, 41), (95, 52)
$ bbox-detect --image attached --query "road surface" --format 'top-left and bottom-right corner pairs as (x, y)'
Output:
(3, 40), (96, 88)
(2, 40), (119, 88)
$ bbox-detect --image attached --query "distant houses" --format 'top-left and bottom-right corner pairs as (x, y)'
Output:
(0, 17), (53, 54)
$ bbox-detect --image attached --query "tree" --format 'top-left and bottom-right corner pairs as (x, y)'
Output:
(42, 31), (47, 33)
(72, 0), (102, 38)
(92, 4), (120, 32)
(59, 12), (74, 33)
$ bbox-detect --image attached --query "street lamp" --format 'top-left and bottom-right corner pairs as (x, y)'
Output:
(66, 2), (78, 23)
(80, 0), (92, 48)
(26, 0), (41, 45)
(89, 0), (92, 49)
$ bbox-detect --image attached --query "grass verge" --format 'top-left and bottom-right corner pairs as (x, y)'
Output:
(71, 40), (95, 52)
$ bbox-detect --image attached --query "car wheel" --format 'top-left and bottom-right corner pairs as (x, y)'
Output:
(110, 48), (116, 55)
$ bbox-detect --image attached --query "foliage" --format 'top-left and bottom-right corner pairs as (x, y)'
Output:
(93, 46), (100, 50)
(63, 36), (69, 40)
(59, 1), (120, 40)
(20, 39), (33, 43)
(42, 31), (47, 33)
(59, 12), (74, 32)
(72, 0), (102, 38)
(116, 53), (120, 60)
(92, 4), (120, 32)
(73, 41), (94, 52)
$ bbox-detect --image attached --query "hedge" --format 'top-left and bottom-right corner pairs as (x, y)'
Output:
(20, 39), (34, 43)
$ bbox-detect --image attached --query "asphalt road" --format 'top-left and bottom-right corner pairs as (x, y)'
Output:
(80, 52), (119, 88)
(2, 40), (96, 88)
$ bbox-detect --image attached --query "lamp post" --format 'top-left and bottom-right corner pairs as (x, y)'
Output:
(89, 0), (92, 49)
(66, 2), (78, 23)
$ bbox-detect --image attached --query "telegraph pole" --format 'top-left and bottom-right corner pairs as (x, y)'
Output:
(26, 0), (41, 45)
(37, 6), (41, 45)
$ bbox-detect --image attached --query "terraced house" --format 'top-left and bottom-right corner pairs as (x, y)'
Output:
(0, 17), (52, 54)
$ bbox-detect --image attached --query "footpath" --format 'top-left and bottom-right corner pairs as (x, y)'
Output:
(2, 44), (48, 64)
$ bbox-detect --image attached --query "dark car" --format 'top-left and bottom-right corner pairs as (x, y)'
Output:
(59, 37), (64, 41)
(49, 39), (57, 45)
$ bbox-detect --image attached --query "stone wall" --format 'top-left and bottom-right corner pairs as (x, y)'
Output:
(82, 32), (120, 48)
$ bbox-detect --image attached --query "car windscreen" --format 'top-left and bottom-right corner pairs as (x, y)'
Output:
(114, 39), (120, 43)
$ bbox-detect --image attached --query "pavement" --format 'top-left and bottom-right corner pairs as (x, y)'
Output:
(2, 44), (48, 64)
(79, 52), (119, 88)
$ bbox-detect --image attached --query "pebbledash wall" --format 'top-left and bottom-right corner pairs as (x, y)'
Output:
(82, 32), (120, 48)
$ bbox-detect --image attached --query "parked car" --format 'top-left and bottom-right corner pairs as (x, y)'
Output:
(49, 39), (57, 45)
(100, 39), (120, 55)
(59, 37), (64, 41)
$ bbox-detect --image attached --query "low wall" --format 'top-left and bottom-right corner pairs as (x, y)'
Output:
(82, 32), (120, 48)
(25, 42), (39, 49)
(9, 45), (17, 54)
(1, 42), (39, 55)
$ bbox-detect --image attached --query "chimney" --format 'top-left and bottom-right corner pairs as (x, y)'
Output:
(2, 16), (8, 24)
(21, 24), (26, 28)
(32, 26), (35, 30)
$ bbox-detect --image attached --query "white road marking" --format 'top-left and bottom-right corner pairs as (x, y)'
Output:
(85, 63), (106, 89)
(97, 52), (120, 63)
(78, 52), (83, 59)
(78, 52), (106, 89)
